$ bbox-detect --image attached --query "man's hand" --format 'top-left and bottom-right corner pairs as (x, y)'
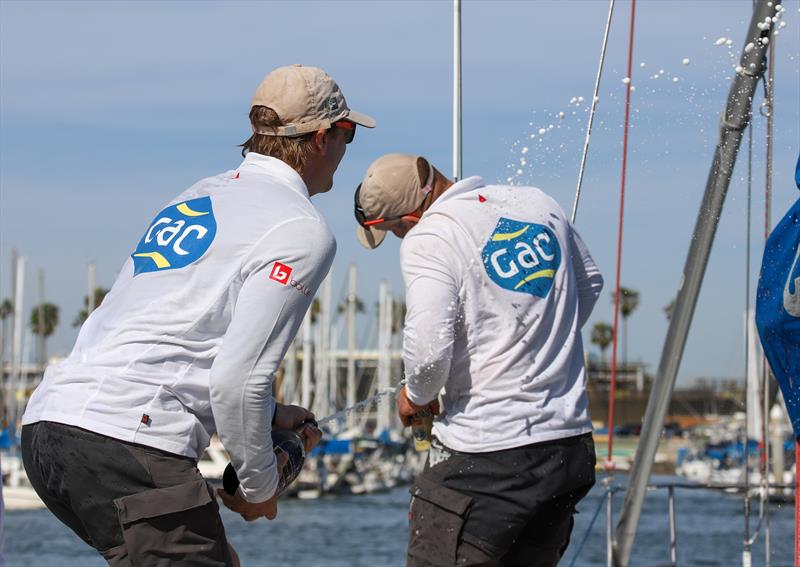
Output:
(295, 421), (322, 453)
(217, 452), (289, 521)
(397, 386), (440, 427)
(273, 403), (322, 452)
(273, 403), (313, 430)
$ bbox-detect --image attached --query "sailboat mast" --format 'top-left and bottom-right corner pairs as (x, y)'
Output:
(10, 255), (25, 433)
(37, 268), (45, 370)
(301, 310), (312, 409)
(377, 281), (391, 432)
(346, 264), (357, 428)
(452, 0), (462, 181)
(612, 2), (781, 565)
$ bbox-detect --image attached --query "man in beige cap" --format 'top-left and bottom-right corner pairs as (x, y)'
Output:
(354, 154), (603, 567)
(21, 64), (373, 566)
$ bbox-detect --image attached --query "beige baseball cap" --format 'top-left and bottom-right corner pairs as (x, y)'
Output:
(251, 64), (375, 136)
(355, 153), (434, 249)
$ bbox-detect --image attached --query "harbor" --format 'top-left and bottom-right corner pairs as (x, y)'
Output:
(3, 260), (794, 502)
(3, 479), (796, 566)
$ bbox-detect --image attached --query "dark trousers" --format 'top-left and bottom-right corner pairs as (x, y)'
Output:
(22, 421), (234, 566)
(407, 433), (596, 567)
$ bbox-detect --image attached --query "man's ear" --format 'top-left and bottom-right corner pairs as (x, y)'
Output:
(416, 157), (429, 186)
(312, 129), (329, 155)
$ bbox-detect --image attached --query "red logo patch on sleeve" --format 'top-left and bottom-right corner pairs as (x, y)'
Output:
(269, 262), (293, 285)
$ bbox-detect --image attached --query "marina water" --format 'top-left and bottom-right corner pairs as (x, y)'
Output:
(4, 475), (793, 566)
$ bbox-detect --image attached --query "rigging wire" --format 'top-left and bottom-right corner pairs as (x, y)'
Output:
(743, 0), (756, 544)
(744, 48), (776, 563)
(567, 483), (621, 567)
(606, 0), (636, 474)
(759, 30), (776, 566)
(570, 0), (615, 224)
(743, 118), (754, 564)
(452, 0), (462, 181)
(745, 12), (783, 555)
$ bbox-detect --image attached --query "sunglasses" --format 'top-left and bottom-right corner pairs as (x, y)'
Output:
(332, 120), (356, 144)
(354, 185), (418, 227)
(353, 162), (435, 228)
(354, 186), (435, 229)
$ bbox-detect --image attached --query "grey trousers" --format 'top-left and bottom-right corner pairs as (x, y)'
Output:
(22, 421), (234, 566)
(406, 433), (596, 567)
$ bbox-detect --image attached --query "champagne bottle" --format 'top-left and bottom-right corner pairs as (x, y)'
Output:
(410, 408), (434, 452)
(223, 429), (307, 496)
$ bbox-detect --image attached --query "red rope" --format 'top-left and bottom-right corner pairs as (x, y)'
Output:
(606, 0), (636, 471)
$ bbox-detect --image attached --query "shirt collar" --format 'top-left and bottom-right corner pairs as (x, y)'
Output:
(237, 152), (310, 200)
(424, 176), (485, 216)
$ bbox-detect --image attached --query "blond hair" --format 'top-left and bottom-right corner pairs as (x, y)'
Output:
(240, 106), (315, 171)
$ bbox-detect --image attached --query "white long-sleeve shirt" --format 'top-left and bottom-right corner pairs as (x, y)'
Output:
(23, 153), (335, 502)
(401, 177), (603, 452)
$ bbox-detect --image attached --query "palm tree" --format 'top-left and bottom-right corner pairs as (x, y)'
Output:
(663, 298), (675, 321)
(309, 295), (365, 326)
(614, 287), (640, 368)
(73, 287), (109, 327)
(309, 298), (321, 325)
(590, 322), (614, 366)
(0, 298), (12, 367)
(336, 296), (366, 316)
(30, 302), (59, 366)
(391, 298), (406, 335)
(371, 297), (407, 335)
(0, 298), (12, 419)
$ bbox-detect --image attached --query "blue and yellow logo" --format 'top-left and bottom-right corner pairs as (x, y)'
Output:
(481, 218), (561, 298)
(131, 196), (217, 276)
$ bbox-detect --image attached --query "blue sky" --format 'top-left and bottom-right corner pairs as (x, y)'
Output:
(1, 0), (798, 385)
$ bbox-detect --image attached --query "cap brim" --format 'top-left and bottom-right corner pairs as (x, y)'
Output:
(346, 110), (376, 129)
(356, 226), (386, 249)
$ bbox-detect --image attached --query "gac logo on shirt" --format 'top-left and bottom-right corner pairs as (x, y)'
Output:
(132, 196), (217, 276)
(481, 217), (561, 298)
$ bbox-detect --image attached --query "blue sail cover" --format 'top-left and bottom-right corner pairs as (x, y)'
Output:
(756, 153), (800, 439)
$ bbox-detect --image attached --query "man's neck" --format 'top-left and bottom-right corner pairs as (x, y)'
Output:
(421, 175), (454, 214)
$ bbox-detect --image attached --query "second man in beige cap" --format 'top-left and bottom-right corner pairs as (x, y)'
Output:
(354, 154), (603, 567)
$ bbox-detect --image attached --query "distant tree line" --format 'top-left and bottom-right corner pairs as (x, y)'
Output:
(0, 287), (109, 369)
(590, 286), (640, 367)
(590, 288), (681, 368)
